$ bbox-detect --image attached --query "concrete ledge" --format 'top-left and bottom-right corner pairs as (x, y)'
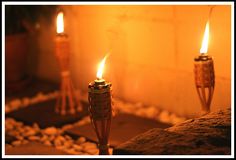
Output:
(113, 108), (231, 155)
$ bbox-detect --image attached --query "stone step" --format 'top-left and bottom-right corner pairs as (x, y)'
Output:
(113, 108), (231, 155)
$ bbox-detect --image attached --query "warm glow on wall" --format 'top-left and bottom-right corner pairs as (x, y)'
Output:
(34, 5), (231, 117)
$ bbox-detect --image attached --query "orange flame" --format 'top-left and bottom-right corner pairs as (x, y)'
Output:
(96, 54), (109, 79)
(200, 21), (210, 54)
(56, 12), (64, 34)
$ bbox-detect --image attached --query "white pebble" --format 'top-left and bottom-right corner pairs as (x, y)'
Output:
(5, 105), (11, 113)
(10, 99), (22, 110)
(135, 108), (148, 117)
(40, 135), (48, 142)
(30, 97), (40, 104)
(64, 135), (72, 140)
(159, 110), (171, 124)
(5, 123), (14, 131)
(135, 102), (143, 108)
(36, 92), (47, 101)
(32, 123), (40, 132)
(82, 142), (97, 150)
(76, 137), (86, 144)
(15, 122), (24, 128)
(57, 135), (66, 142)
(6, 118), (16, 124)
(73, 144), (83, 151)
(28, 136), (40, 141)
(22, 97), (30, 107)
(12, 140), (21, 146)
(33, 123), (39, 128)
(48, 91), (59, 99)
(63, 141), (72, 148)
(25, 129), (37, 137)
(169, 113), (179, 124)
(16, 136), (24, 141)
(145, 106), (159, 118)
(44, 140), (52, 146)
(44, 127), (58, 135)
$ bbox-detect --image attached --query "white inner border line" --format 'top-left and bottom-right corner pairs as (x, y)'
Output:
(2, 1), (234, 159)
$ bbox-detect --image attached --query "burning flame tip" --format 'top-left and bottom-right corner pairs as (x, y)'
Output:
(200, 21), (210, 54)
(96, 54), (109, 79)
(56, 12), (64, 34)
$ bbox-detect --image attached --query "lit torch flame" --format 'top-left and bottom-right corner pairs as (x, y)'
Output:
(200, 21), (210, 54)
(96, 54), (109, 80)
(56, 12), (64, 34)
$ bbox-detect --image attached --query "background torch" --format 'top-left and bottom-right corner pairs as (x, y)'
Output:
(194, 21), (215, 115)
(88, 55), (112, 155)
(55, 11), (82, 115)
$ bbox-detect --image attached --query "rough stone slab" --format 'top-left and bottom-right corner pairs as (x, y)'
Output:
(65, 113), (172, 147)
(6, 99), (89, 128)
(113, 108), (231, 155)
(5, 142), (68, 155)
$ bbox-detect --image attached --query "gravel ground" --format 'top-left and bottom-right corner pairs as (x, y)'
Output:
(5, 117), (106, 155)
(5, 90), (187, 155)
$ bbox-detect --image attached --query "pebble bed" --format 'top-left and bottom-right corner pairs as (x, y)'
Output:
(5, 118), (104, 155)
(5, 90), (187, 155)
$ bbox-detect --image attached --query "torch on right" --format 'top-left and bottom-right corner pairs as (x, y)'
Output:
(194, 20), (215, 115)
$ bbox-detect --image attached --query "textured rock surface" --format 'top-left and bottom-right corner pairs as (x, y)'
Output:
(113, 108), (231, 155)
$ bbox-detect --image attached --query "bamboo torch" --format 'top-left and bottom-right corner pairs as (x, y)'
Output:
(194, 21), (215, 115)
(55, 11), (82, 115)
(88, 55), (112, 155)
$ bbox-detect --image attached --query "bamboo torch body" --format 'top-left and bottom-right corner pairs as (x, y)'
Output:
(54, 12), (82, 115)
(88, 55), (112, 155)
(88, 80), (112, 155)
(194, 20), (215, 115)
(194, 55), (215, 115)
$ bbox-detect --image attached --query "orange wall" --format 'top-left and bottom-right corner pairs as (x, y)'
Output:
(31, 5), (231, 117)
